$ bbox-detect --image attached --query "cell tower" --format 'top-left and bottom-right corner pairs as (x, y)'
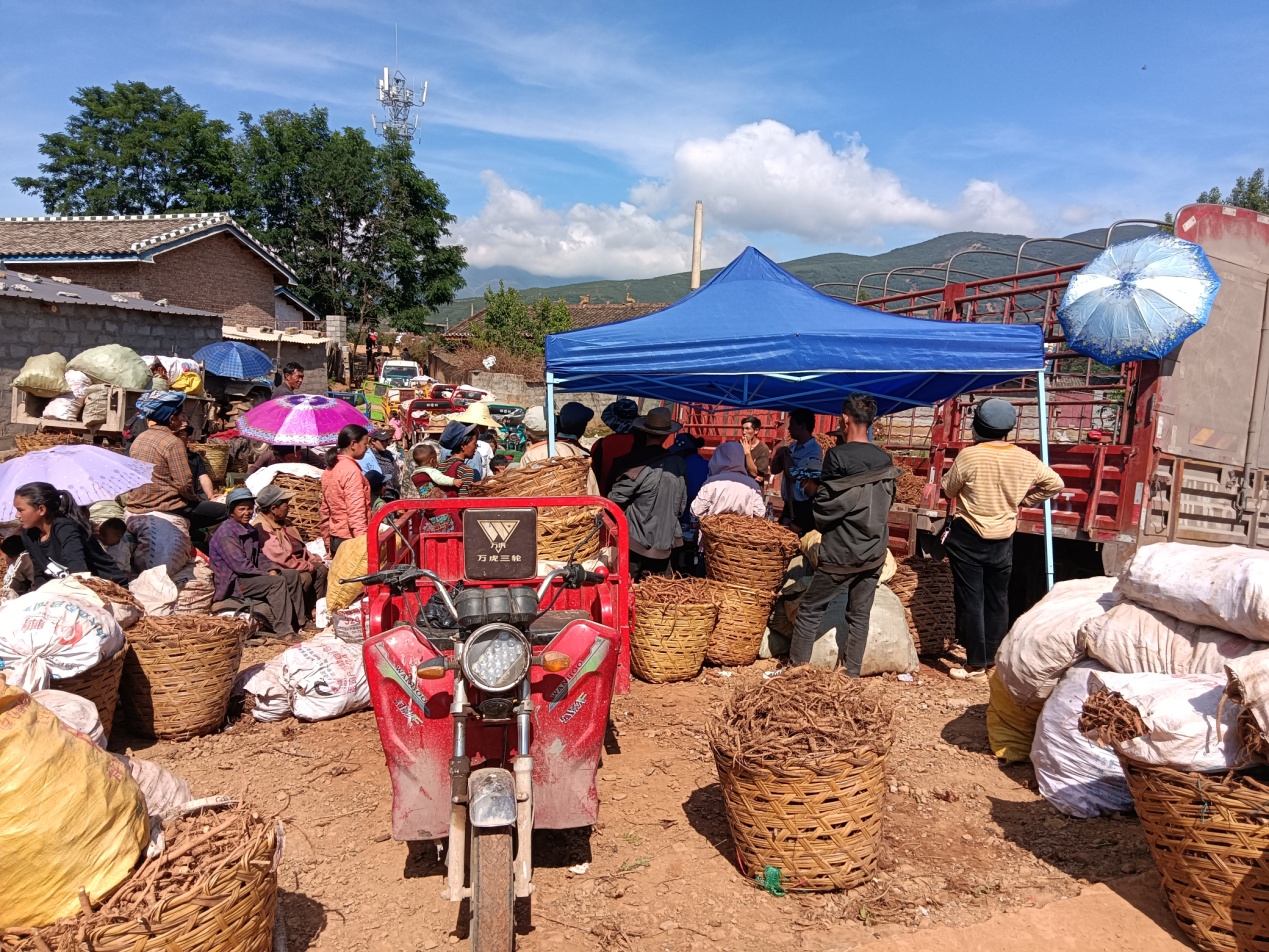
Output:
(372, 66), (426, 141)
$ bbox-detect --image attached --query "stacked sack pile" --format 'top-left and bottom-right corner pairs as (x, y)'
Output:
(990, 542), (1269, 820)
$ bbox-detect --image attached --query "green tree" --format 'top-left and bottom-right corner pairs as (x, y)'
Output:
(473, 283), (571, 354)
(1197, 168), (1269, 213)
(14, 82), (236, 214)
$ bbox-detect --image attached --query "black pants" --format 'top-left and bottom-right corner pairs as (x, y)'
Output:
(330, 536), (349, 557)
(789, 565), (881, 676)
(628, 551), (670, 580)
(944, 519), (1013, 668)
(789, 498), (816, 536)
(233, 569), (305, 636)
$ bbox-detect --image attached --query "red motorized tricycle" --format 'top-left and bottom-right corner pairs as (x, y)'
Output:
(355, 497), (631, 950)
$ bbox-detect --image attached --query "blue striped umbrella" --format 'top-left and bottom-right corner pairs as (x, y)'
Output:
(194, 341), (275, 379)
(1058, 233), (1221, 366)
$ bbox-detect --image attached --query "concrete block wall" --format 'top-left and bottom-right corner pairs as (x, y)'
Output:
(0, 297), (222, 447)
(464, 371), (619, 421)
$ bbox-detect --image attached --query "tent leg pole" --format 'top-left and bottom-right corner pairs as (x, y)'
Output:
(1036, 366), (1055, 592)
(546, 372), (557, 455)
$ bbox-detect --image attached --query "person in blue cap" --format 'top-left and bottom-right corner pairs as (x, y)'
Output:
(209, 487), (305, 639)
(941, 397), (1064, 679)
(438, 420), (479, 496)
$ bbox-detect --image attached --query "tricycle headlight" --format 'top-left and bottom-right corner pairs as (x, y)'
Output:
(462, 624), (531, 693)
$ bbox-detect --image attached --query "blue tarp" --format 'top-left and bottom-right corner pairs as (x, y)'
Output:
(545, 247), (1046, 416)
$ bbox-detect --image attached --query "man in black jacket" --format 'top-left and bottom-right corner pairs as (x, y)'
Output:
(789, 393), (899, 675)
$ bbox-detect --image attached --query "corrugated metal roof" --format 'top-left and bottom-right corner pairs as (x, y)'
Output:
(0, 268), (221, 317)
(223, 324), (330, 345)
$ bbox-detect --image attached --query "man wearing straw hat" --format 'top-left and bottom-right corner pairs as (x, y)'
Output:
(789, 394), (899, 675)
(607, 407), (687, 579)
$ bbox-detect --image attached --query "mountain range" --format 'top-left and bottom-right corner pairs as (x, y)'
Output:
(438, 225), (1154, 328)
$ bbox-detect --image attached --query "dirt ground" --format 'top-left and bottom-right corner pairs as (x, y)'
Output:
(108, 647), (1185, 952)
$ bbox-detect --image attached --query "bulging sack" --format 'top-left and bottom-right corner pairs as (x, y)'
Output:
(0, 680), (148, 928)
(13, 352), (67, 398)
(173, 558), (215, 614)
(130, 564), (178, 616)
(114, 755), (193, 820)
(1118, 542), (1269, 641)
(32, 688), (106, 748)
(986, 668), (1041, 763)
(239, 634), (370, 722)
(0, 589), (125, 692)
(995, 576), (1120, 707)
(1030, 661), (1133, 818)
(1087, 670), (1240, 772)
(326, 534), (369, 612)
(126, 510), (192, 576)
(1079, 601), (1266, 676)
(67, 344), (151, 390)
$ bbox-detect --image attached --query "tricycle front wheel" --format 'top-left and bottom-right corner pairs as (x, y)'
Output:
(470, 827), (514, 951)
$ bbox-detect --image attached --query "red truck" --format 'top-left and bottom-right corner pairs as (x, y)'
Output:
(675, 204), (1269, 604)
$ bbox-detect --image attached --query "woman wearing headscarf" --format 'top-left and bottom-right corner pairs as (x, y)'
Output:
(689, 441), (767, 519)
(438, 421), (479, 497)
(127, 390), (228, 538)
(593, 398), (640, 494)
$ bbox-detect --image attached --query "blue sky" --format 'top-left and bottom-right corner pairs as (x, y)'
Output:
(1, 0), (1265, 281)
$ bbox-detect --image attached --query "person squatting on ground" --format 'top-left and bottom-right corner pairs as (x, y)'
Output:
(789, 394), (898, 676)
(210, 487), (305, 638)
(13, 481), (128, 590)
(254, 483), (328, 619)
(940, 397), (1063, 679)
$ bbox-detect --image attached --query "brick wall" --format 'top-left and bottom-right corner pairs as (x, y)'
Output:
(20, 231), (281, 328)
(0, 297), (222, 447)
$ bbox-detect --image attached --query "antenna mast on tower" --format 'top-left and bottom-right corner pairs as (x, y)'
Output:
(371, 26), (426, 141)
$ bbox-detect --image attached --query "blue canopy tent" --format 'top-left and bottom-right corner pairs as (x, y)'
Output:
(544, 247), (1058, 586)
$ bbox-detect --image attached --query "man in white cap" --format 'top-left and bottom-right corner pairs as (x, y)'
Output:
(513, 404), (601, 495)
(941, 397), (1064, 679)
(607, 406), (687, 578)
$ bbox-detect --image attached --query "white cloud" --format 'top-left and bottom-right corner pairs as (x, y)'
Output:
(452, 171), (749, 279)
(455, 121), (1037, 278)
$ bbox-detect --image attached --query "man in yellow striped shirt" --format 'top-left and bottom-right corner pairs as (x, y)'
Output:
(940, 398), (1064, 678)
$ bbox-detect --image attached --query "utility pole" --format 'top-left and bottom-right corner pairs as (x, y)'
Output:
(690, 201), (704, 290)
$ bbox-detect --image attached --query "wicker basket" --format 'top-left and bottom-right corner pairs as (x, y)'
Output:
(2, 812), (282, 952)
(539, 505), (602, 561)
(706, 582), (777, 667)
(888, 556), (956, 656)
(469, 454), (592, 498)
(700, 516), (800, 591)
(119, 616), (248, 740)
(188, 442), (230, 483)
(713, 746), (888, 891)
(52, 644), (127, 742)
(270, 472), (323, 542)
(14, 431), (83, 454)
(1123, 760), (1269, 952)
(631, 594), (718, 683)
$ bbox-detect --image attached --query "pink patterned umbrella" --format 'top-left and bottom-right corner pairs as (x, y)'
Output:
(238, 395), (370, 447)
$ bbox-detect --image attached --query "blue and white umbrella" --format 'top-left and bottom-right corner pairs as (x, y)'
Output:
(194, 340), (275, 379)
(1058, 233), (1221, 366)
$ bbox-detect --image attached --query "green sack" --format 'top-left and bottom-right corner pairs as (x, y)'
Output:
(13, 352), (67, 398)
(67, 345), (151, 390)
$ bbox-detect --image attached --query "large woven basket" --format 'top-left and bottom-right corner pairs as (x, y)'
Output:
(1123, 760), (1269, 952)
(1, 813), (281, 952)
(539, 506), (602, 561)
(188, 442), (230, 483)
(270, 472), (323, 542)
(887, 556), (956, 656)
(52, 644), (127, 742)
(700, 515), (800, 591)
(713, 746), (888, 891)
(119, 616), (248, 740)
(469, 454), (592, 498)
(631, 594), (718, 683)
(15, 431), (82, 454)
(706, 582), (777, 667)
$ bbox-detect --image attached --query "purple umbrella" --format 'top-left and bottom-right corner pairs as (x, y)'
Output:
(238, 394), (369, 448)
(0, 445), (155, 522)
